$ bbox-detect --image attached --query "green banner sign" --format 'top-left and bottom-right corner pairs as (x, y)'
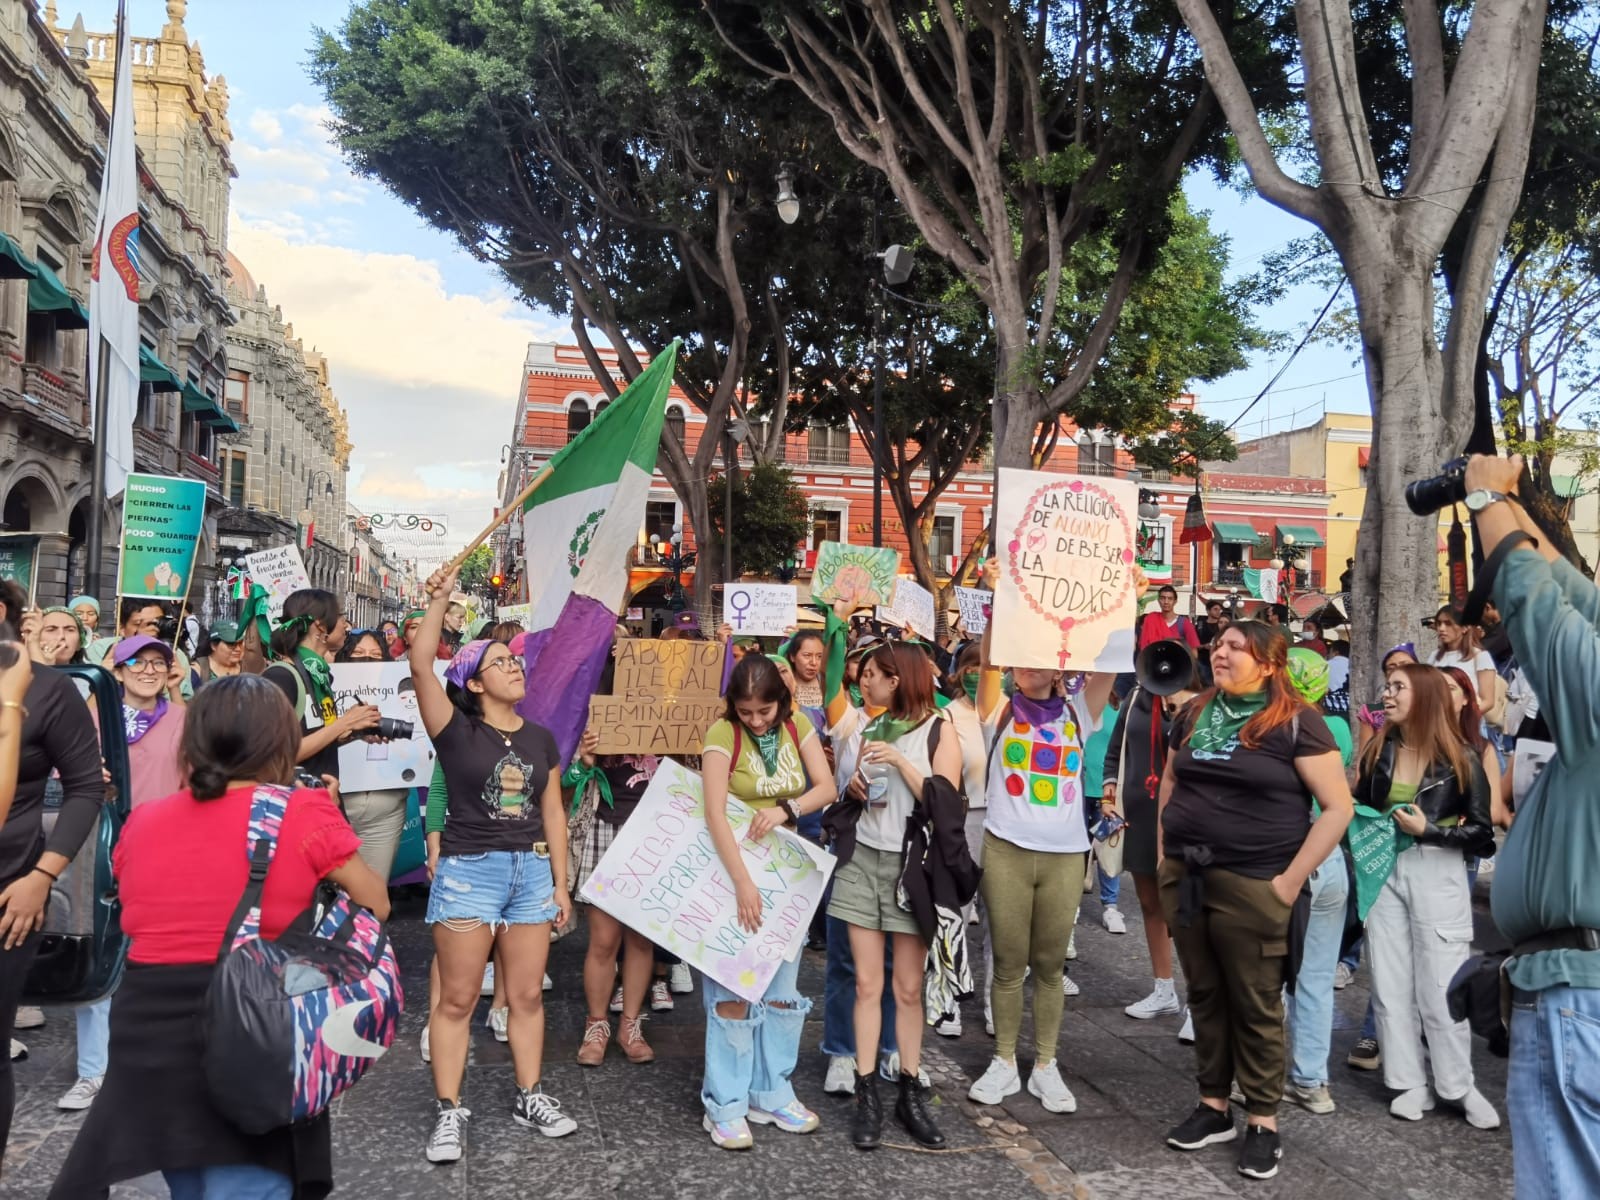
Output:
(0, 534), (41, 599)
(117, 473), (208, 601)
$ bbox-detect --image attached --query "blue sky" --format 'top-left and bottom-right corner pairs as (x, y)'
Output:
(81, 1), (1369, 543)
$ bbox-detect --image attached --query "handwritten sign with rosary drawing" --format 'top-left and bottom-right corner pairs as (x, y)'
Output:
(991, 467), (1140, 672)
(580, 759), (836, 1002)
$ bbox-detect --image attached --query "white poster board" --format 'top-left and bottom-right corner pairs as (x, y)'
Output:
(885, 577), (936, 638)
(494, 602), (533, 628)
(722, 583), (797, 637)
(991, 467), (1139, 672)
(580, 759), (835, 1003)
(955, 586), (992, 635)
(243, 544), (312, 623)
(332, 661), (447, 791)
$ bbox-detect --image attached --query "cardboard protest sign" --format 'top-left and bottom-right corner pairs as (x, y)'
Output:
(991, 467), (1139, 672)
(885, 576), (936, 637)
(117, 473), (207, 601)
(588, 638), (726, 755)
(0, 534), (42, 600)
(332, 660), (447, 791)
(723, 583), (797, 637)
(493, 602), (533, 628)
(955, 586), (992, 635)
(813, 542), (900, 609)
(243, 544), (313, 623)
(580, 759), (835, 1003)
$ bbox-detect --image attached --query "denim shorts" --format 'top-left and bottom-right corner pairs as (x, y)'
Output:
(426, 849), (559, 928)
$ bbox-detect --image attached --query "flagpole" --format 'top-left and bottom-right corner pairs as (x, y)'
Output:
(85, 336), (110, 598)
(442, 464), (554, 576)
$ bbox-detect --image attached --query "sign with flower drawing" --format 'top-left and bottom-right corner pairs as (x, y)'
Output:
(990, 467), (1141, 673)
(579, 758), (836, 1003)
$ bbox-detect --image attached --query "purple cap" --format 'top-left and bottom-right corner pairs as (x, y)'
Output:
(673, 610), (701, 632)
(445, 639), (493, 689)
(113, 635), (174, 667)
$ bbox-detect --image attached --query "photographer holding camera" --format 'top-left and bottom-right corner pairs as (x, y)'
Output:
(1451, 453), (1600, 1195)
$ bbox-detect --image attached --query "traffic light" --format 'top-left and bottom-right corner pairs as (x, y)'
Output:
(491, 573), (504, 589)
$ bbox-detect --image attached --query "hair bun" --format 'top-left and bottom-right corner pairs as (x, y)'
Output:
(189, 763), (230, 801)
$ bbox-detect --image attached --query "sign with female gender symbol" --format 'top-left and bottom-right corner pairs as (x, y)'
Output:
(721, 583), (797, 637)
(991, 467), (1140, 672)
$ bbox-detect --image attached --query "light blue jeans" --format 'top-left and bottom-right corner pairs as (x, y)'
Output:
(1287, 847), (1347, 1088)
(1508, 983), (1600, 1198)
(164, 1164), (292, 1199)
(76, 996), (111, 1080)
(700, 954), (810, 1122)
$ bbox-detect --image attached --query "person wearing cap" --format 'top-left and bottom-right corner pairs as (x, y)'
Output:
(57, 634), (189, 1114)
(202, 620), (247, 681)
(69, 595), (101, 640)
(87, 600), (197, 700)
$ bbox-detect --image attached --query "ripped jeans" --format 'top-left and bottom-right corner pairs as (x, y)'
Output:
(700, 954), (811, 1122)
(426, 850), (559, 928)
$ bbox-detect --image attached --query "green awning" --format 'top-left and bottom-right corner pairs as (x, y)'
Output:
(0, 232), (39, 281)
(1551, 474), (1584, 499)
(180, 380), (240, 434)
(1275, 524), (1325, 547)
(26, 260), (89, 329)
(1213, 521), (1259, 544)
(139, 345), (182, 392)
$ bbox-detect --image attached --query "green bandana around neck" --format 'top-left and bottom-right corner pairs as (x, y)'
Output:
(295, 645), (335, 703)
(862, 710), (920, 746)
(1188, 687), (1269, 754)
(752, 727), (782, 774)
(962, 674), (980, 703)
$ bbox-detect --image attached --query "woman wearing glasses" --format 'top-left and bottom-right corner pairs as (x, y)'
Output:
(409, 567), (574, 1166)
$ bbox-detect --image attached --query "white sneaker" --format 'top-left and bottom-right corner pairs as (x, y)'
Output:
(824, 1055), (858, 1095)
(650, 979), (673, 1012)
(57, 1076), (103, 1111)
(8, 1039), (25, 1061)
(488, 1006), (509, 1043)
(1125, 982), (1181, 1019)
(609, 985), (624, 1014)
(514, 1087), (578, 1137)
(480, 964), (495, 996)
(1066, 930), (1077, 960)
(13, 1005), (44, 1030)
(1027, 1060), (1077, 1113)
(543, 972), (553, 992)
(1333, 962), (1354, 990)
(935, 1011), (963, 1038)
(1062, 974), (1080, 997)
(425, 1102), (470, 1163)
(420, 1023), (431, 1063)
(1178, 1008), (1195, 1044)
(984, 1001), (995, 1037)
(968, 1056), (1021, 1105)
(669, 963), (694, 994)
(1102, 906), (1127, 934)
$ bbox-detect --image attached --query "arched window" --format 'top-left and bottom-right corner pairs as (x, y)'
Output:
(664, 404), (686, 447)
(567, 398), (591, 442)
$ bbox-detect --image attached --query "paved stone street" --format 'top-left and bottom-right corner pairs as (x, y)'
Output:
(7, 877), (1514, 1199)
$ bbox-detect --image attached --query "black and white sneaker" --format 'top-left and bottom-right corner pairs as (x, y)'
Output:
(1237, 1124), (1282, 1180)
(513, 1086), (578, 1138)
(1166, 1102), (1237, 1150)
(425, 1101), (470, 1164)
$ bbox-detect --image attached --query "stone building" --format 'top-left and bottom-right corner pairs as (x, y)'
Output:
(0, 0), (236, 605)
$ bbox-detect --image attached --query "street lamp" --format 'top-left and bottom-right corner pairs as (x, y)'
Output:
(655, 522), (696, 613)
(775, 163), (800, 225)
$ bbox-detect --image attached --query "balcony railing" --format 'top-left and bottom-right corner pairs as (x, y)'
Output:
(806, 443), (853, 466)
(21, 363), (85, 425)
(1215, 562), (1246, 586)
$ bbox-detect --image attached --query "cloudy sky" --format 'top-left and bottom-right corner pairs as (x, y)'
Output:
(81, 2), (1359, 546)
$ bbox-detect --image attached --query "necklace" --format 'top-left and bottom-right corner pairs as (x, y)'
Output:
(482, 721), (519, 748)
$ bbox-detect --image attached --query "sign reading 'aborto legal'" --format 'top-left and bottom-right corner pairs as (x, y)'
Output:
(588, 638), (727, 755)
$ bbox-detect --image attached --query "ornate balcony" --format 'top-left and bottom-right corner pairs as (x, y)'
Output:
(20, 363), (85, 425)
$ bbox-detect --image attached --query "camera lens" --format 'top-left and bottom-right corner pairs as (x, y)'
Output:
(376, 717), (414, 741)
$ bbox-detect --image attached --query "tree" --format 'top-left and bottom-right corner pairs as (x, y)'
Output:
(705, 463), (813, 580)
(455, 545), (494, 598)
(1175, 0), (1547, 700)
(706, 0), (1293, 470)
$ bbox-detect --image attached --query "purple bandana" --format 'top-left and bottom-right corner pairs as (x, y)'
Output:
(123, 696), (169, 745)
(445, 639), (493, 688)
(1011, 691), (1065, 727)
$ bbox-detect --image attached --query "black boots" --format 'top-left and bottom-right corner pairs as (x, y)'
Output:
(895, 1071), (945, 1147)
(851, 1072), (883, 1150)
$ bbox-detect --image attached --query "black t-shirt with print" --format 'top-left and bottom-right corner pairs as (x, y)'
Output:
(1161, 700), (1335, 879)
(596, 754), (660, 827)
(263, 660), (341, 783)
(434, 710), (559, 856)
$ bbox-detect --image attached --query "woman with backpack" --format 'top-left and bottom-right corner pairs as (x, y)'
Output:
(262, 589), (382, 783)
(698, 655), (834, 1151)
(409, 566), (575, 1165)
(47, 675), (389, 1200)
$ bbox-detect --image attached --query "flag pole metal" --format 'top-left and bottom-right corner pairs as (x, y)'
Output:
(443, 464), (554, 576)
(84, 336), (110, 598)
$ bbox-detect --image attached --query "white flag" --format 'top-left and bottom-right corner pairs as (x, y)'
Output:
(88, 1), (139, 497)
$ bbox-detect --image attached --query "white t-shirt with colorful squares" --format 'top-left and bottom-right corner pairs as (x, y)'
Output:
(981, 696), (1094, 854)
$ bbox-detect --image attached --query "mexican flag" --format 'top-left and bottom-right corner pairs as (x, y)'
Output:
(515, 341), (677, 764)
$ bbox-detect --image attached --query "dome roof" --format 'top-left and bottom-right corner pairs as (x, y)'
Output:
(225, 250), (256, 297)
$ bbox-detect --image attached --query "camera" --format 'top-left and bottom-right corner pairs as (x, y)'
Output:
(156, 615), (180, 643)
(1405, 456), (1469, 515)
(375, 717), (414, 740)
(294, 770), (328, 790)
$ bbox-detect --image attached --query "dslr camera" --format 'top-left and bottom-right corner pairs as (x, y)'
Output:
(375, 716), (414, 741)
(1405, 456), (1469, 516)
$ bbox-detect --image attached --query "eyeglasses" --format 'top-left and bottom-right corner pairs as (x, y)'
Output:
(122, 657), (168, 675)
(1382, 681), (1408, 694)
(480, 654), (525, 675)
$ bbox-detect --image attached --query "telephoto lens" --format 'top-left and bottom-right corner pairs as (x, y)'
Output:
(376, 716), (414, 740)
(1404, 456), (1470, 516)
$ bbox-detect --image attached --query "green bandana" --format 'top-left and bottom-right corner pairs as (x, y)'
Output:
(752, 727), (782, 774)
(962, 674), (980, 703)
(236, 584), (275, 652)
(1189, 687), (1269, 754)
(862, 711), (920, 746)
(561, 758), (614, 816)
(295, 645), (335, 707)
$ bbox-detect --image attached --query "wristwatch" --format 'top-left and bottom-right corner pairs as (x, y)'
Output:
(1464, 489), (1510, 513)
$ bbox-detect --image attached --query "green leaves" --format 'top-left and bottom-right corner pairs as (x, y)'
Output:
(705, 463), (812, 579)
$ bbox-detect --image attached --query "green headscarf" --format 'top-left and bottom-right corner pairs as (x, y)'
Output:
(1286, 647), (1330, 706)
(41, 606), (88, 660)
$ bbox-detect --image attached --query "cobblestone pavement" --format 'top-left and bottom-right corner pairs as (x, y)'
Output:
(5, 875), (1513, 1199)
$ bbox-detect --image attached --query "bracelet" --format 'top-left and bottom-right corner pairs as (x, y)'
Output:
(1, 701), (26, 719)
(30, 864), (59, 882)
(781, 797), (802, 825)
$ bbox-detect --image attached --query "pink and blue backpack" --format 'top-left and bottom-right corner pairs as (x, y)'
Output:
(203, 784), (403, 1134)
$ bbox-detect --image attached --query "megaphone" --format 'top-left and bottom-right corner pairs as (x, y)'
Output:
(1137, 639), (1196, 697)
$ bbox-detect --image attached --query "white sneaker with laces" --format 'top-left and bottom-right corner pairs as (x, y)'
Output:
(420, 1023), (431, 1063)
(609, 985), (624, 1013)
(968, 1056), (1021, 1105)
(57, 1076), (104, 1111)
(1027, 1060), (1077, 1113)
(1102, 906), (1127, 934)
(480, 964), (495, 996)
(514, 1087), (578, 1137)
(488, 1007), (509, 1043)
(650, 979), (674, 1012)
(668, 963), (694, 994)
(1178, 1008), (1196, 1044)
(935, 1011), (963, 1038)
(426, 1102), (470, 1163)
(824, 1055), (858, 1095)
(1125, 981), (1181, 1019)
(1062, 974), (1080, 997)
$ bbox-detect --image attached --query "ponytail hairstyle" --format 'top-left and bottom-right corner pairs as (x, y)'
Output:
(180, 675), (300, 800)
(1358, 663), (1474, 789)
(268, 589), (342, 661)
(1186, 620), (1304, 750)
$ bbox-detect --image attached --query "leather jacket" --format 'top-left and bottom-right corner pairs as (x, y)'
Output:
(1354, 736), (1495, 858)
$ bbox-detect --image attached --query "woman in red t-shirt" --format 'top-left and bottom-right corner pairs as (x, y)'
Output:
(48, 675), (389, 1200)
